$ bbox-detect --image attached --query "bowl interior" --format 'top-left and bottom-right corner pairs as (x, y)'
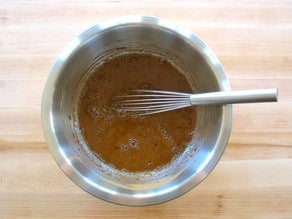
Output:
(42, 17), (232, 205)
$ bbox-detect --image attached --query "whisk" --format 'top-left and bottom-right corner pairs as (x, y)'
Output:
(114, 89), (278, 115)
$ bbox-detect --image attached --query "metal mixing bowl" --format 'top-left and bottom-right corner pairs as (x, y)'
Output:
(42, 16), (232, 205)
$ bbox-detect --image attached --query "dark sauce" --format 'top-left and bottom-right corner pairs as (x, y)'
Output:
(77, 53), (197, 172)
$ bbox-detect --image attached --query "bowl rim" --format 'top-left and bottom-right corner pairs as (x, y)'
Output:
(41, 16), (232, 206)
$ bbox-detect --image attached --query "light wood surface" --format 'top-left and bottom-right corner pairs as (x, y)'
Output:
(1, 0), (292, 218)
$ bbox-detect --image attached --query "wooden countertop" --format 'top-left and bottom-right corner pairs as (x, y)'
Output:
(1, 0), (291, 218)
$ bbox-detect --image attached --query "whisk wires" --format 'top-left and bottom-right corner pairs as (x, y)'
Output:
(114, 90), (191, 115)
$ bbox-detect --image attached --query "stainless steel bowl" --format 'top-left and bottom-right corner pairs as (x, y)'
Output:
(42, 16), (232, 205)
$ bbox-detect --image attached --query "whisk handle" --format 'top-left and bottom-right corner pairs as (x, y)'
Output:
(189, 88), (278, 105)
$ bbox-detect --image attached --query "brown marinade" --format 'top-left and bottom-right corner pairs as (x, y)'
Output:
(77, 53), (197, 172)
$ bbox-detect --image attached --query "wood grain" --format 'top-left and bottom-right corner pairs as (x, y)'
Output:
(0, 0), (291, 218)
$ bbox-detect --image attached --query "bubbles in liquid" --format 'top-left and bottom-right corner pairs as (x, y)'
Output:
(87, 106), (103, 119)
(106, 110), (114, 118)
(94, 92), (100, 97)
(104, 109), (114, 124)
(163, 131), (171, 140)
(128, 138), (138, 148)
(79, 93), (87, 101)
(131, 57), (137, 62)
(96, 128), (104, 135)
(158, 124), (172, 141)
(172, 147), (178, 153)
(118, 143), (129, 151)
(172, 154), (179, 161)
(116, 109), (126, 117)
